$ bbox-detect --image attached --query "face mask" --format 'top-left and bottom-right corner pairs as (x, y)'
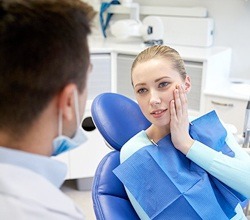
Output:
(52, 89), (87, 156)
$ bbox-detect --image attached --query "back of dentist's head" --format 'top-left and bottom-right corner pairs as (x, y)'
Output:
(0, 0), (96, 138)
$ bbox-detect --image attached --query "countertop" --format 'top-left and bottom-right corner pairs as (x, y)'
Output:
(88, 36), (232, 62)
(204, 79), (250, 101)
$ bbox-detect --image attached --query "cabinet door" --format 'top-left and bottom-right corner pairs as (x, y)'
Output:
(116, 54), (136, 99)
(205, 95), (247, 134)
(184, 61), (203, 113)
(88, 54), (111, 100)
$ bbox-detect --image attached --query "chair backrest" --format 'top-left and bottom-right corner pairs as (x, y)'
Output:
(91, 92), (150, 151)
(91, 93), (150, 220)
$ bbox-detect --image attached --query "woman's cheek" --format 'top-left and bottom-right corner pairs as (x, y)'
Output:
(137, 99), (147, 114)
(163, 89), (174, 104)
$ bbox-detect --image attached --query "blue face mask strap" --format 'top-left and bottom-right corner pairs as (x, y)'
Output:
(99, 0), (120, 38)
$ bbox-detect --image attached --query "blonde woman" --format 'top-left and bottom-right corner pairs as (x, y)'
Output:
(114, 45), (250, 220)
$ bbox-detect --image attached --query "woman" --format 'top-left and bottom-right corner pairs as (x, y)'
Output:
(114, 45), (250, 219)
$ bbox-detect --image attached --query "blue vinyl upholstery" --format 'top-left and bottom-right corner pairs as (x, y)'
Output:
(91, 93), (150, 219)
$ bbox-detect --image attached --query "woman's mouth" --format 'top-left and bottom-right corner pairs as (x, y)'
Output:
(150, 109), (167, 118)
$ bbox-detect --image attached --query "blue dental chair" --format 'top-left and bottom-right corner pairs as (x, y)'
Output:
(91, 92), (150, 220)
(91, 93), (250, 219)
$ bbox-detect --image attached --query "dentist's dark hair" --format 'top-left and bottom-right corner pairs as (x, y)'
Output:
(0, 0), (96, 136)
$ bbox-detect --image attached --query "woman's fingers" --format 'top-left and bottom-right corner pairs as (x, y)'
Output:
(170, 99), (176, 120)
(170, 84), (188, 122)
(174, 85), (182, 118)
(179, 85), (188, 116)
(170, 84), (193, 154)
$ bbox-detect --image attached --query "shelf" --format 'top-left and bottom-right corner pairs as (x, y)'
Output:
(96, 4), (207, 18)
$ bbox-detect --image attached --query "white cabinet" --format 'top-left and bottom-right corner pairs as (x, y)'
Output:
(184, 61), (203, 112)
(88, 53), (112, 101)
(205, 95), (248, 135)
(116, 54), (135, 99)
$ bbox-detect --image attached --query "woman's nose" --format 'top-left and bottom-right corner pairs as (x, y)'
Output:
(149, 91), (161, 106)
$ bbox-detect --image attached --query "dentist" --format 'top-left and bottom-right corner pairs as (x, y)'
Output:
(0, 0), (95, 219)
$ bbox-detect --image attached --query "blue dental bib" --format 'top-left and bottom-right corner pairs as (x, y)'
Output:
(113, 111), (246, 220)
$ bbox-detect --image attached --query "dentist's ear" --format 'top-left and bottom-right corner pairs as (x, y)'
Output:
(58, 83), (77, 122)
(184, 75), (191, 93)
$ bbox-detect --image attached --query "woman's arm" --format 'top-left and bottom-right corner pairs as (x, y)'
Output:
(186, 135), (250, 198)
(170, 84), (250, 198)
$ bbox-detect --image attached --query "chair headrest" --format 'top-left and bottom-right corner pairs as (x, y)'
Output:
(91, 93), (150, 151)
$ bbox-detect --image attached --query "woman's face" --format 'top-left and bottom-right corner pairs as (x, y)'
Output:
(132, 58), (190, 128)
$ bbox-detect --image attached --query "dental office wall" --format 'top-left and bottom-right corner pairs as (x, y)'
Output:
(88, 0), (250, 81)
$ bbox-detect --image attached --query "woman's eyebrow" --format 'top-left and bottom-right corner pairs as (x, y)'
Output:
(134, 82), (146, 88)
(134, 76), (171, 88)
(155, 76), (171, 83)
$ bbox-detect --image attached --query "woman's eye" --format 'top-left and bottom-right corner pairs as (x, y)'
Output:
(137, 88), (147, 94)
(159, 82), (169, 88)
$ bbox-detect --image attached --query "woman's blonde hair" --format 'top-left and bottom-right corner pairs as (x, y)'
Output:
(131, 45), (187, 84)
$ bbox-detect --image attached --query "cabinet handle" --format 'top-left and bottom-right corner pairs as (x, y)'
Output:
(211, 100), (234, 107)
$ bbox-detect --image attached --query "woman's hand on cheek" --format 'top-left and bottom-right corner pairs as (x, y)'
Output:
(170, 85), (194, 155)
